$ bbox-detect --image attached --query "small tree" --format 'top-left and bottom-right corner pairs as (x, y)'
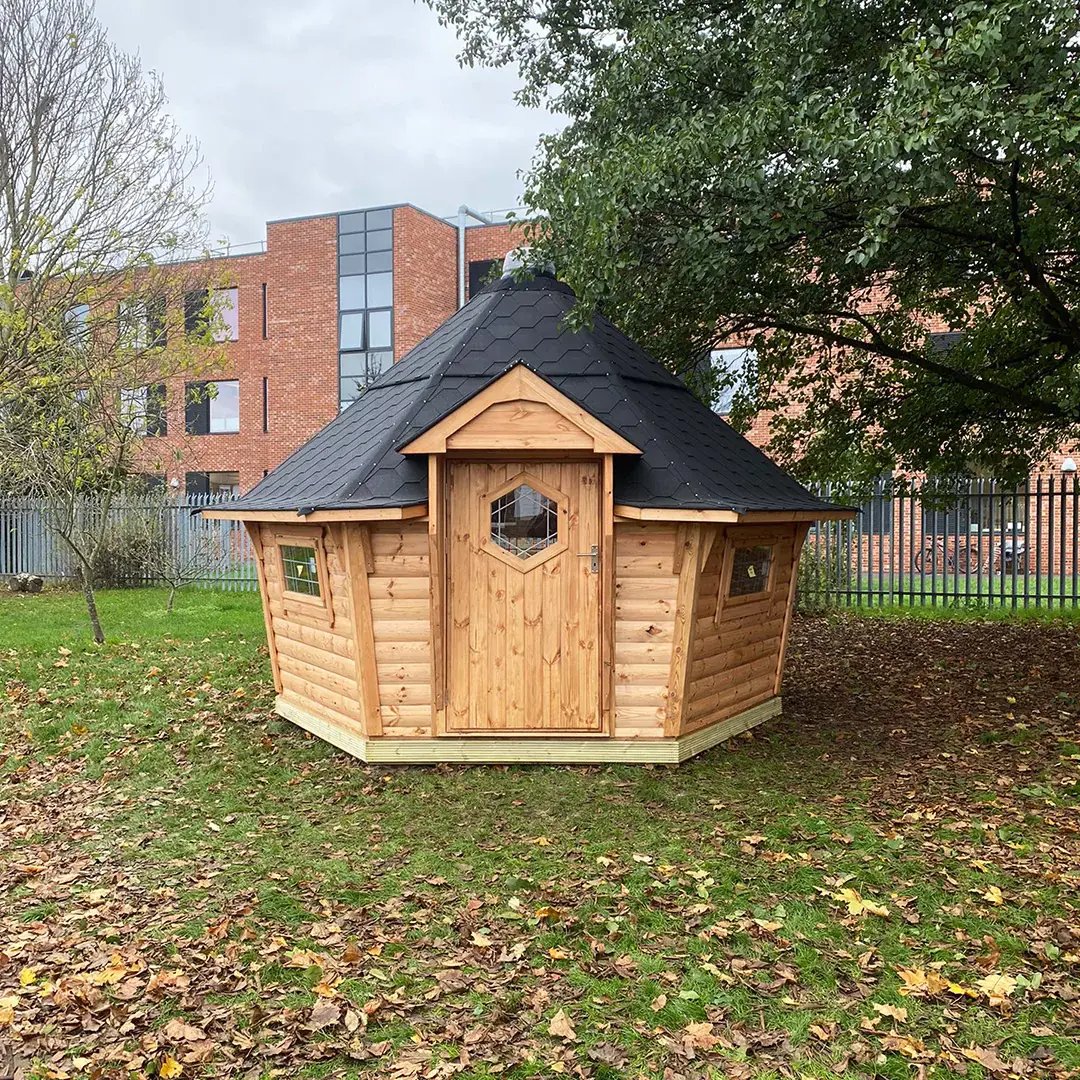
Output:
(0, 0), (224, 640)
(128, 486), (226, 613)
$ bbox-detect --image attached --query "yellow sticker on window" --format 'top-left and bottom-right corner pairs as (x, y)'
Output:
(747, 565), (756, 578)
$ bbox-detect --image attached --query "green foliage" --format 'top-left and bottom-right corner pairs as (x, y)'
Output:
(795, 544), (844, 614)
(429, 0), (1080, 483)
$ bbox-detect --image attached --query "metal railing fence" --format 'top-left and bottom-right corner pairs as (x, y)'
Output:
(4, 478), (1079, 609)
(802, 475), (1080, 610)
(0, 493), (256, 591)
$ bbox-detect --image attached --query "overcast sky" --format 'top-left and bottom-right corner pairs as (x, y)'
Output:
(94, 0), (555, 248)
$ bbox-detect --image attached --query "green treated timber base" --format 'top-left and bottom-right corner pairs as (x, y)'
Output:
(274, 696), (782, 764)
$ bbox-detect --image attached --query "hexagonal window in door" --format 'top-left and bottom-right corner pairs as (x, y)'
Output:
(490, 483), (559, 560)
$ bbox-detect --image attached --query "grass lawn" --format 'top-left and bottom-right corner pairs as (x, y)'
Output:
(1, 589), (1078, 1079)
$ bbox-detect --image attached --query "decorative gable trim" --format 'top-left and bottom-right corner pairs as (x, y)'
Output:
(398, 365), (642, 456)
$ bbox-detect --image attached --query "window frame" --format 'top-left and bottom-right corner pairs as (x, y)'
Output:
(273, 528), (334, 624)
(186, 379), (240, 435)
(709, 346), (756, 416)
(120, 383), (167, 437)
(718, 535), (777, 616)
(481, 472), (568, 572)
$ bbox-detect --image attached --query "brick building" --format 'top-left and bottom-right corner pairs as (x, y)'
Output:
(146, 203), (521, 495)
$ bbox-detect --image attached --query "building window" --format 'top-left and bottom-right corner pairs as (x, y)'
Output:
(468, 258), (500, 297)
(65, 303), (90, 345)
(280, 544), (322, 597)
(709, 347), (755, 416)
(275, 531), (334, 622)
(338, 209), (394, 409)
(120, 384), (167, 436)
(119, 296), (166, 348)
(185, 471), (240, 497)
(214, 287), (239, 342)
(261, 282), (268, 338)
(185, 380), (240, 434)
(262, 377), (269, 433)
(184, 290), (207, 334)
(728, 544), (773, 598)
(185, 288), (238, 341)
(339, 351), (393, 410)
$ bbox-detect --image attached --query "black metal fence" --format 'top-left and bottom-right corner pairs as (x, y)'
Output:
(801, 475), (1080, 610)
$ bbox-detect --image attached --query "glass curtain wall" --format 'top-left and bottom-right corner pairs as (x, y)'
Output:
(338, 209), (394, 410)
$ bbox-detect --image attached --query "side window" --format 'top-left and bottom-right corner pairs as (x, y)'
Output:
(468, 258), (500, 297)
(275, 531), (333, 623)
(280, 544), (321, 597)
(728, 544), (774, 598)
(214, 287), (239, 342)
(185, 288), (238, 341)
(120, 384), (167, 436)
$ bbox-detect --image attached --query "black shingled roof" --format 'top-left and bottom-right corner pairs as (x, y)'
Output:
(226, 273), (839, 516)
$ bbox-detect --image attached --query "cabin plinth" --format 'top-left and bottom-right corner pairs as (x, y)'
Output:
(210, 269), (852, 764)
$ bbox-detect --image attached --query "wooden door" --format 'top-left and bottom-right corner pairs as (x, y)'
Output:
(446, 460), (602, 732)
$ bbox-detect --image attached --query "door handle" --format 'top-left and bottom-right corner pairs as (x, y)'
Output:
(577, 545), (599, 573)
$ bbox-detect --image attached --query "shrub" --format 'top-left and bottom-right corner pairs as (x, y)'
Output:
(91, 513), (168, 588)
(796, 543), (844, 614)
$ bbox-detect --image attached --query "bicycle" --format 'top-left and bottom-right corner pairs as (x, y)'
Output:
(913, 536), (975, 574)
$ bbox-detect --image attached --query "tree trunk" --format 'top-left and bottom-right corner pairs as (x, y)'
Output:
(80, 567), (105, 644)
(167, 584), (177, 613)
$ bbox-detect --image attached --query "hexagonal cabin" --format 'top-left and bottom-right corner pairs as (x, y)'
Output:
(204, 269), (851, 764)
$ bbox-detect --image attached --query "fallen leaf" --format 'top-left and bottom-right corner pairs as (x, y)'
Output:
(309, 998), (341, 1030)
(683, 1021), (719, 1051)
(872, 1002), (908, 1023)
(977, 973), (1017, 1006)
(548, 1009), (577, 1041)
(162, 1019), (206, 1043)
(962, 1046), (1011, 1072)
(832, 888), (889, 918)
(881, 1033), (925, 1058)
(159, 1056), (183, 1078)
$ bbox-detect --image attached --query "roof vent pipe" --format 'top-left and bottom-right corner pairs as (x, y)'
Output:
(457, 204), (493, 308)
(502, 247), (556, 279)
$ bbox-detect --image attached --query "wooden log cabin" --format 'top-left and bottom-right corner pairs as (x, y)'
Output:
(205, 267), (851, 763)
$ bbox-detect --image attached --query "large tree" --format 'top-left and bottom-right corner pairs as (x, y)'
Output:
(428, 0), (1080, 483)
(0, 0), (222, 640)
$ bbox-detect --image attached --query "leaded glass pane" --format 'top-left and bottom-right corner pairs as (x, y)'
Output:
(281, 544), (321, 596)
(729, 545), (773, 596)
(490, 485), (558, 559)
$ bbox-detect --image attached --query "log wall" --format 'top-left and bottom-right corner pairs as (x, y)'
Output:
(612, 523), (678, 738)
(258, 522), (365, 737)
(680, 524), (797, 735)
(368, 521), (434, 737)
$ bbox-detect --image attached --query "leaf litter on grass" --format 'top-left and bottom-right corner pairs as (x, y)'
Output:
(1, 596), (1078, 1078)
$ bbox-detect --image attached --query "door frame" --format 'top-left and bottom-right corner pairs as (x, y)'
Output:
(435, 454), (613, 736)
